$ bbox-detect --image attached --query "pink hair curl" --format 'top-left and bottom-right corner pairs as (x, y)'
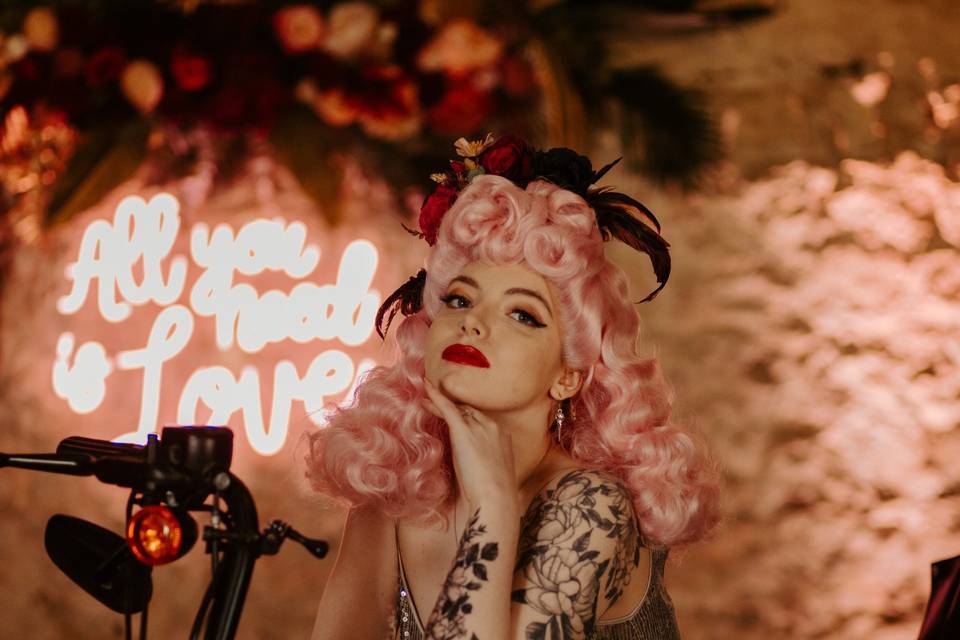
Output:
(303, 175), (720, 548)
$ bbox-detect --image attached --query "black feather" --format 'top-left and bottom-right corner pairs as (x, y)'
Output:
(592, 157), (623, 184)
(375, 268), (427, 340)
(589, 191), (672, 303)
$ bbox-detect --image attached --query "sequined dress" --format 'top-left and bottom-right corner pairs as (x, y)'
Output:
(392, 521), (682, 640)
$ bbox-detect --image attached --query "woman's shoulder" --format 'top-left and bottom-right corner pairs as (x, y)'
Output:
(513, 466), (645, 631)
(520, 463), (638, 547)
(525, 461), (631, 510)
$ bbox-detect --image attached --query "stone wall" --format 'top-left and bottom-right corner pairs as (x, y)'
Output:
(610, 0), (960, 178)
(608, 151), (960, 639)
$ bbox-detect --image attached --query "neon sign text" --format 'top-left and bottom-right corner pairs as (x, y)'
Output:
(53, 193), (383, 454)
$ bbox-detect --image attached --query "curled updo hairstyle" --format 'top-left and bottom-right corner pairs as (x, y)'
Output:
(303, 174), (720, 548)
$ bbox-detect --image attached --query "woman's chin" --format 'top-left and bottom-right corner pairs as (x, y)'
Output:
(438, 369), (487, 403)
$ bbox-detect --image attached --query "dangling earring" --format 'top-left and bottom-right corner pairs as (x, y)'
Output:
(554, 401), (565, 445)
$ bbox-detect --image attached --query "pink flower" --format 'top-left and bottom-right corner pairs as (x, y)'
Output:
(322, 2), (379, 60)
(120, 59), (164, 113)
(416, 19), (503, 77)
(23, 7), (59, 52)
(313, 87), (360, 126)
(273, 5), (325, 54)
(359, 108), (422, 141)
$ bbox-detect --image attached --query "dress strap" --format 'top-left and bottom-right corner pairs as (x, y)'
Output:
(395, 519), (426, 633)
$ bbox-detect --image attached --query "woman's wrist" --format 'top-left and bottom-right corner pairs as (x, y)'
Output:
(467, 491), (520, 524)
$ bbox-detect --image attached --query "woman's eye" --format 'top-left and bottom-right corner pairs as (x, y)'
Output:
(511, 309), (545, 328)
(441, 294), (545, 328)
(440, 293), (469, 308)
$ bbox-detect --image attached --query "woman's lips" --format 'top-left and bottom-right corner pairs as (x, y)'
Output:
(442, 344), (490, 368)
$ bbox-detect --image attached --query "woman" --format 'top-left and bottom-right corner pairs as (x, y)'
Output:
(304, 134), (720, 639)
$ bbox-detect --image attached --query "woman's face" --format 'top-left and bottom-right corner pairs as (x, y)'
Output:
(424, 260), (568, 413)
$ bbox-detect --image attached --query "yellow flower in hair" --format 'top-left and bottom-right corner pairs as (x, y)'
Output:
(430, 173), (449, 184)
(454, 132), (495, 158)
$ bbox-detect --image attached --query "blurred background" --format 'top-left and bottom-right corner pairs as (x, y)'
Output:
(1, 1), (958, 638)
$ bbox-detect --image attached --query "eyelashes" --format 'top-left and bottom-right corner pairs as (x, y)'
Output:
(439, 293), (547, 328)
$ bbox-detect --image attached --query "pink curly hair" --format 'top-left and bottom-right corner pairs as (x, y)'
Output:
(303, 174), (720, 548)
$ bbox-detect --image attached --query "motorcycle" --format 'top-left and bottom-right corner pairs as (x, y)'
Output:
(0, 425), (327, 640)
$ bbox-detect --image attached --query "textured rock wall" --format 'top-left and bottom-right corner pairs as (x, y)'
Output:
(612, 0), (960, 178)
(608, 152), (960, 639)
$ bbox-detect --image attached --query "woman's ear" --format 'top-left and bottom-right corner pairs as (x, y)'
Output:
(550, 367), (584, 401)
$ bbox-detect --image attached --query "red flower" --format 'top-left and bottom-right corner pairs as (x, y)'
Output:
(426, 80), (492, 135)
(480, 134), (533, 182)
(500, 56), (536, 98)
(354, 66), (422, 141)
(171, 48), (212, 92)
(85, 47), (126, 86)
(419, 184), (459, 245)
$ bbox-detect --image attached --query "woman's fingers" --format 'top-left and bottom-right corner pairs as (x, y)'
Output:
(420, 376), (518, 508)
(421, 396), (442, 419)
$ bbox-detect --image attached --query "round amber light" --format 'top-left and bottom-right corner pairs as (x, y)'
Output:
(126, 505), (183, 566)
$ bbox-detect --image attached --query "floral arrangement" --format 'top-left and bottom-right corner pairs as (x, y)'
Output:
(0, 4), (534, 137)
(0, 0), (772, 245)
(0, 1), (539, 232)
(414, 133), (605, 245)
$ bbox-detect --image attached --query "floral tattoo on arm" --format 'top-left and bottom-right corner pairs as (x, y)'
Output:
(512, 470), (641, 639)
(424, 508), (500, 640)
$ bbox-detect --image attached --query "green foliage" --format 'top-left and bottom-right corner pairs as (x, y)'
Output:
(268, 107), (345, 225)
(46, 120), (151, 225)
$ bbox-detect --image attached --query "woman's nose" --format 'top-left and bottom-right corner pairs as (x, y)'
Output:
(460, 309), (486, 337)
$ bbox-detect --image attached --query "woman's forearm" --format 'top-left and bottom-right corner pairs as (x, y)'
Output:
(422, 499), (520, 640)
(310, 505), (397, 640)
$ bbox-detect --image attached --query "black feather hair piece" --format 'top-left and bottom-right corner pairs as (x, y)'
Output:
(588, 187), (671, 303)
(375, 268), (427, 340)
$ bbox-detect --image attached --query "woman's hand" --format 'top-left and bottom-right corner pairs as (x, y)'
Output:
(422, 377), (519, 513)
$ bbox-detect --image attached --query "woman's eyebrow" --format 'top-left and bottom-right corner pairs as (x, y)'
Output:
(449, 275), (480, 289)
(506, 287), (554, 319)
(449, 275), (553, 319)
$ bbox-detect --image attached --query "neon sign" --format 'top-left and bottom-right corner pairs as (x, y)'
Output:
(52, 192), (381, 455)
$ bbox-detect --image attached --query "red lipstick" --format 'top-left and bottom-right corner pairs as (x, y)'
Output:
(442, 344), (490, 368)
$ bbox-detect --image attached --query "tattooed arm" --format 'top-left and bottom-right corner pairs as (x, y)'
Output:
(421, 470), (642, 640)
(511, 469), (642, 639)
(422, 498), (521, 640)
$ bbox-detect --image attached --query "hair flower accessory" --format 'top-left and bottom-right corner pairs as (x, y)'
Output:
(480, 134), (534, 182)
(385, 133), (672, 339)
(417, 184), (458, 246)
(454, 133), (496, 158)
(375, 269), (427, 339)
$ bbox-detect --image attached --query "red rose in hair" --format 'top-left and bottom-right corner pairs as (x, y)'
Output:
(480, 134), (533, 182)
(419, 184), (459, 245)
(171, 48), (212, 92)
